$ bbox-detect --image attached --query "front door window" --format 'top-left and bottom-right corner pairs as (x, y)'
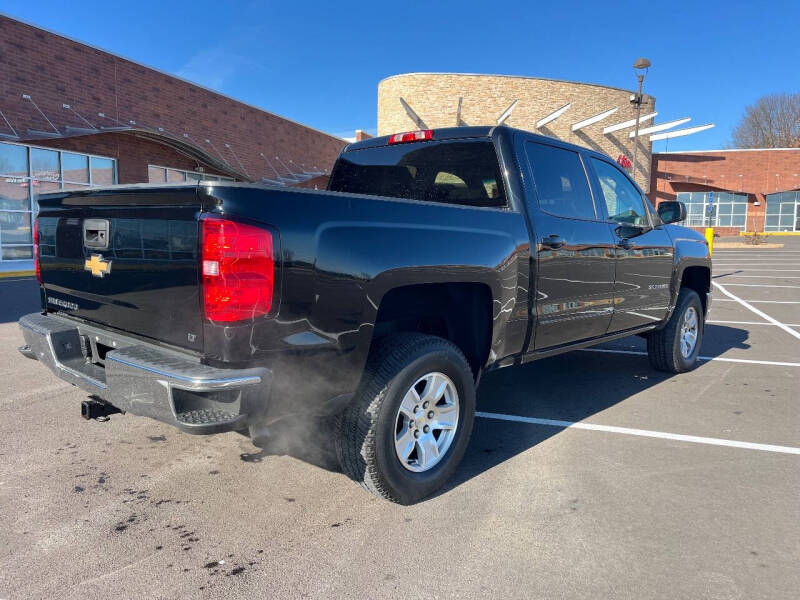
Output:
(590, 158), (649, 226)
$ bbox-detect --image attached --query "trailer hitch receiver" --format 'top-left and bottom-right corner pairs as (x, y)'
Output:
(81, 399), (122, 421)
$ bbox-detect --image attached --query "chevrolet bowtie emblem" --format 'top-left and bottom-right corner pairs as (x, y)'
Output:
(85, 254), (112, 278)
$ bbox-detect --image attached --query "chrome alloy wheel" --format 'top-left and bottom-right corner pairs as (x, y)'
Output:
(680, 306), (699, 358)
(394, 372), (459, 473)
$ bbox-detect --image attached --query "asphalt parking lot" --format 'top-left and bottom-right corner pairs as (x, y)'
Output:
(1, 239), (799, 599)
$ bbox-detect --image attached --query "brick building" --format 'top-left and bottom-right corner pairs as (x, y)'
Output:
(650, 149), (800, 235)
(378, 72), (658, 189)
(0, 15), (345, 273)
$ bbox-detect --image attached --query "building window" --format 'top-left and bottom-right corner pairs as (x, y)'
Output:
(676, 191), (749, 230)
(0, 141), (116, 266)
(147, 165), (233, 184)
(91, 157), (115, 186)
(765, 191), (800, 232)
(63, 153), (89, 183)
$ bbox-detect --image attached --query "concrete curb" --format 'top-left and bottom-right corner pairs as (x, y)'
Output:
(0, 270), (35, 278)
(739, 231), (800, 237)
(714, 243), (784, 248)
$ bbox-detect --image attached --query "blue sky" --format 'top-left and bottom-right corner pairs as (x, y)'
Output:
(3, 0), (799, 151)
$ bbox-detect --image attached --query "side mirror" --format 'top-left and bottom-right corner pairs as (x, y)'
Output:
(657, 201), (686, 224)
(616, 224), (646, 240)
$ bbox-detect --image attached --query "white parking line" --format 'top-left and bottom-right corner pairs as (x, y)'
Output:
(714, 299), (800, 304)
(476, 412), (800, 455)
(716, 283), (800, 289)
(708, 320), (800, 327)
(580, 347), (800, 367)
(712, 281), (800, 341)
(713, 275), (800, 278)
(713, 269), (800, 272)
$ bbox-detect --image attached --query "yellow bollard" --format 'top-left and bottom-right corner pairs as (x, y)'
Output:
(704, 227), (714, 256)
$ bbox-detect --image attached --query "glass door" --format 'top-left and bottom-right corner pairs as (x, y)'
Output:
(705, 202), (717, 228)
(796, 201), (800, 232)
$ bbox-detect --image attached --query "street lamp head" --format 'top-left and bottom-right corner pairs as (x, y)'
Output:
(633, 57), (651, 71)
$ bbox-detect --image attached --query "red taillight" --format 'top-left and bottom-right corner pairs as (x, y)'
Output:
(33, 217), (41, 284)
(201, 217), (275, 322)
(388, 129), (433, 145)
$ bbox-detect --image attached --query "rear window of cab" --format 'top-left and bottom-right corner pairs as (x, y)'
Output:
(328, 139), (507, 208)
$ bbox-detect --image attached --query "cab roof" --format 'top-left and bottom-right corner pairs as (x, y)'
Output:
(346, 126), (495, 150)
(343, 124), (600, 158)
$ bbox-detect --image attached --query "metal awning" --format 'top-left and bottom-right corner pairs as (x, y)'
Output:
(14, 126), (251, 181)
(629, 118), (691, 138)
(536, 103), (571, 129)
(603, 112), (657, 134)
(571, 107), (618, 132)
(649, 124), (715, 142)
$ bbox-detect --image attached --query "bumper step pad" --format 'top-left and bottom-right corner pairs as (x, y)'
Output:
(177, 408), (238, 425)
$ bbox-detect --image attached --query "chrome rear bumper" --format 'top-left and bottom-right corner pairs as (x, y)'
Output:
(18, 312), (272, 435)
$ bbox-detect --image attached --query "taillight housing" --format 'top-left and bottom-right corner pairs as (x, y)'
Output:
(33, 216), (41, 284)
(388, 129), (433, 144)
(201, 216), (275, 323)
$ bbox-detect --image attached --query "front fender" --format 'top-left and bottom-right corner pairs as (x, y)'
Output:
(664, 225), (712, 322)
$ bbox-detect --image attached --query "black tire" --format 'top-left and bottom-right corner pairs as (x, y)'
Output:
(647, 287), (704, 373)
(336, 333), (476, 504)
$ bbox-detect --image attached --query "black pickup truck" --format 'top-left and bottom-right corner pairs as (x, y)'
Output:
(19, 125), (711, 503)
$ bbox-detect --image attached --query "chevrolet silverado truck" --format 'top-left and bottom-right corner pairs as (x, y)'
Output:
(19, 125), (711, 504)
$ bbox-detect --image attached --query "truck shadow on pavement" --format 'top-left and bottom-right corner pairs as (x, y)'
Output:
(241, 325), (751, 500)
(585, 324), (751, 360)
(691, 323), (751, 357)
(438, 324), (751, 497)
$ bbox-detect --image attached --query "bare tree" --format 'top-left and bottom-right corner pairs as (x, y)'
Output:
(731, 93), (800, 148)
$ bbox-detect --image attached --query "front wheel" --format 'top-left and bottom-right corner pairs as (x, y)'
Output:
(647, 287), (704, 373)
(336, 333), (476, 504)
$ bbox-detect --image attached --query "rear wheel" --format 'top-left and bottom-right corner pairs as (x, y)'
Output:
(336, 333), (475, 504)
(647, 287), (704, 373)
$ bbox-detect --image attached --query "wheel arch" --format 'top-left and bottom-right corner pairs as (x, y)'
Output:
(370, 282), (494, 379)
(679, 265), (711, 316)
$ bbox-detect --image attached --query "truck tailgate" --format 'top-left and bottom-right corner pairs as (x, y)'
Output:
(37, 186), (204, 352)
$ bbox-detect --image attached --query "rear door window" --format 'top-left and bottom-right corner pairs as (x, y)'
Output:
(328, 139), (506, 207)
(525, 142), (597, 220)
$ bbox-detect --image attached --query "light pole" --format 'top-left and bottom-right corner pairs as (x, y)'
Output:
(630, 57), (651, 188)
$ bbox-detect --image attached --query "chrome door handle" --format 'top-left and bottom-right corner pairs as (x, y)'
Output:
(617, 238), (634, 250)
(541, 234), (565, 249)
